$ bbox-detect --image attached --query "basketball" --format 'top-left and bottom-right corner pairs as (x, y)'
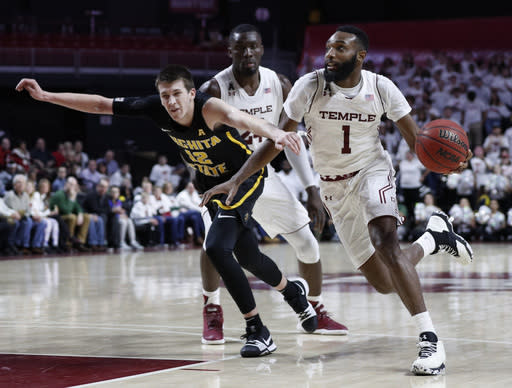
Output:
(415, 119), (469, 174)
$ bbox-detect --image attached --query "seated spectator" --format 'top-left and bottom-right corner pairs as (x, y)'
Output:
(153, 185), (185, 247)
(81, 178), (111, 251)
(73, 140), (89, 170)
(27, 179), (59, 252)
(4, 174), (46, 254)
(109, 186), (143, 250)
(0, 137), (12, 170)
(485, 164), (509, 202)
(0, 197), (18, 255)
(483, 126), (509, 165)
(475, 199), (506, 241)
(461, 90), (487, 148)
(97, 149), (119, 176)
(37, 178), (69, 252)
(449, 197), (476, 241)
(485, 91), (510, 134)
(7, 139), (31, 173)
(52, 166), (68, 192)
(134, 180), (155, 206)
(399, 151), (426, 225)
(0, 164), (14, 196)
(49, 176), (90, 251)
(469, 146), (490, 192)
(51, 142), (66, 167)
(30, 137), (55, 171)
(80, 159), (103, 192)
(110, 163), (132, 188)
(149, 155), (174, 187)
(97, 162), (109, 181)
(175, 182), (205, 245)
(130, 192), (164, 246)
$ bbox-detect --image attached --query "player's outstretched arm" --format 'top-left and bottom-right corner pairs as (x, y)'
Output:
(15, 78), (113, 115)
(201, 97), (301, 155)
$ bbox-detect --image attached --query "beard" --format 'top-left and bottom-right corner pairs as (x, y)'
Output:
(324, 53), (358, 83)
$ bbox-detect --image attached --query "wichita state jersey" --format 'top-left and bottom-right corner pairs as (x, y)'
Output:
(214, 65), (283, 150)
(113, 91), (265, 193)
(284, 69), (411, 176)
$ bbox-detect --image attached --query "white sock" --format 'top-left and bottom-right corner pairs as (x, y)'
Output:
(412, 311), (436, 335)
(414, 232), (436, 258)
(307, 295), (322, 304)
(203, 288), (220, 305)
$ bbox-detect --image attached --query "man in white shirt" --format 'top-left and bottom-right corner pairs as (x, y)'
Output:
(176, 182), (204, 245)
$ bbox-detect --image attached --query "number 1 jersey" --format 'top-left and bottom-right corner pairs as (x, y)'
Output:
(284, 69), (411, 176)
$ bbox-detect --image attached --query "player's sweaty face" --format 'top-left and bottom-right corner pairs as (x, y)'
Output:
(324, 31), (359, 82)
(158, 80), (195, 124)
(229, 32), (264, 76)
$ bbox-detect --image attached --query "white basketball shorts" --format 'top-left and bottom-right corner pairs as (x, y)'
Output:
(320, 154), (402, 269)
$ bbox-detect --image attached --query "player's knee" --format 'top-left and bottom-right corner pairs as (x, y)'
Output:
(283, 226), (320, 264)
(204, 239), (228, 264)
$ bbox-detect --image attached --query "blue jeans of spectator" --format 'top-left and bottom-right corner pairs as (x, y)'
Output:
(31, 219), (47, 248)
(181, 210), (205, 239)
(88, 216), (105, 246)
(162, 215), (185, 244)
(153, 216), (166, 245)
(9, 217), (33, 248)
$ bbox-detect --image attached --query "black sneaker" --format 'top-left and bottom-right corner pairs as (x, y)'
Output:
(426, 211), (473, 265)
(240, 325), (276, 357)
(283, 278), (318, 333)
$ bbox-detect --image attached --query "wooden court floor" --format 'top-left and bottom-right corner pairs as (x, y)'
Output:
(0, 241), (510, 387)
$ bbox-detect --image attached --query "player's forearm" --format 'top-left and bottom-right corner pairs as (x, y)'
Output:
(232, 140), (280, 185)
(283, 141), (317, 189)
(42, 91), (113, 114)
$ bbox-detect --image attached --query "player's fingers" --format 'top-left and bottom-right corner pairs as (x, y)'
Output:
(226, 188), (237, 206)
(15, 79), (26, 91)
(199, 192), (211, 207)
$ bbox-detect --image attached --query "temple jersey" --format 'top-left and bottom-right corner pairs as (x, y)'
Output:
(284, 69), (411, 268)
(214, 65), (283, 150)
(284, 69), (411, 176)
(209, 65), (310, 238)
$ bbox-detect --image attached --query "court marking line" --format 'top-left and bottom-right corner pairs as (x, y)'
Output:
(68, 355), (240, 387)
(0, 321), (510, 346)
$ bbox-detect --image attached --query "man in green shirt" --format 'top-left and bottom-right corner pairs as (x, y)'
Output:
(50, 176), (90, 251)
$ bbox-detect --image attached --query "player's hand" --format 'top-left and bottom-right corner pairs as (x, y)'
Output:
(200, 179), (241, 207)
(273, 130), (302, 155)
(15, 78), (45, 101)
(306, 186), (326, 236)
(454, 149), (473, 174)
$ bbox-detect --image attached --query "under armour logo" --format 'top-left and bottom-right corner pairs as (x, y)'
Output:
(324, 195), (332, 201)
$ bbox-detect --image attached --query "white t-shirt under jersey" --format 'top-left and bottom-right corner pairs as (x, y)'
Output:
(284, 69), (411, 176)
(214, 65), (283, 151)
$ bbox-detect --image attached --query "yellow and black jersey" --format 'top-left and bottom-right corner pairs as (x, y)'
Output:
(113, 91), (267, 194)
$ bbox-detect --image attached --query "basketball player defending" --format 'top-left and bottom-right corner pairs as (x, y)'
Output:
(201, 26), (474, 375)
(16, 65), (318, 357)
(198, 24), (347, 345)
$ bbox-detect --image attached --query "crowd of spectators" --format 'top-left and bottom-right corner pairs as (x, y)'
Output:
(2, 49), (512, 256)
(0, 137), (205, 256)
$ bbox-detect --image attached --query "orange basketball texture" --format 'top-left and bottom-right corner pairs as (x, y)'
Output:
(415, 119), (469, 174)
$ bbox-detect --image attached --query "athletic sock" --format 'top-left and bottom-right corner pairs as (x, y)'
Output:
(279, 280), (299, 300)
(245, 314), (263, 330)
(414, 232), (436, 258)
(307, 295), (322, 305)
(412, 311), (436, 336)
(203, 288), (220, 305)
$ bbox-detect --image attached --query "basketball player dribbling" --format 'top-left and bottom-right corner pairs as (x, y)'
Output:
(198, 24), (347, 345)
(201, 26), (474, 375)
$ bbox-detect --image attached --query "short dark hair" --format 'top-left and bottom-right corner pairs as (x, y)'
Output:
(336, 25), (369, 51)
(229, 24), (261, 42)
(155, 64), (195, 91)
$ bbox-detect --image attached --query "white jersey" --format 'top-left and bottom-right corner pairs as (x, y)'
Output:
(284, 69), (411, 176)
(214, 65), (283, 150)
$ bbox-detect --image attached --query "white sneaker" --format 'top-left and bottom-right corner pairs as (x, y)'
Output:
(120, 242), (132, 251)
(411, 332), (446, 376)
(130, 241), (144, 250)
(426, 211), (473, 264)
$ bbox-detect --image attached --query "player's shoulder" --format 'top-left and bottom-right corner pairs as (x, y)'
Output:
(199, 78), (221, 98)
(293, 69), (323, 91)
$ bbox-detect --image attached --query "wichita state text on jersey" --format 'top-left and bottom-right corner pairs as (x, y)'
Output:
(113, 91), (266, 193)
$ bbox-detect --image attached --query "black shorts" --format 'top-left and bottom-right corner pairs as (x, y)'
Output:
(206, 168), (265, 227)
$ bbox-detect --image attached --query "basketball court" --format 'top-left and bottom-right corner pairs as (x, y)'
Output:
(0, 241), (510, 387)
